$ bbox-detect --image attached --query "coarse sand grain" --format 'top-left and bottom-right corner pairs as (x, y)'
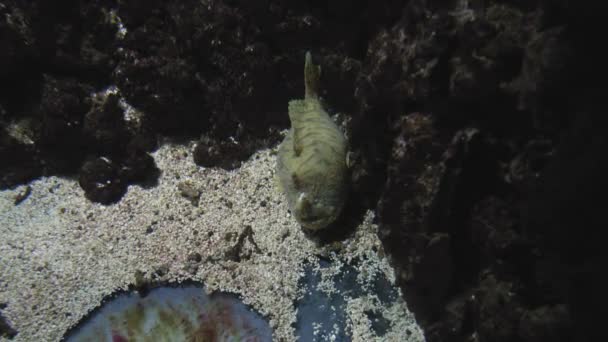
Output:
(0, 141), (424, 342)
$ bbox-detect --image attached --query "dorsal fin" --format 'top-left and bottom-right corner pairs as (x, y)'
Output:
(304, 51), (321, 99)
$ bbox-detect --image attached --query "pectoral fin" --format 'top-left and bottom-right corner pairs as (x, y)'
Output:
(295, 193), (312, 217)
(346, 151), (355, 169)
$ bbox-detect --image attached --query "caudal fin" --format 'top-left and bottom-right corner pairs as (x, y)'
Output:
(304, 51), (321, 99)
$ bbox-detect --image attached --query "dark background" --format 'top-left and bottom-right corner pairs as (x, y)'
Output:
(1, 0), (606, 341)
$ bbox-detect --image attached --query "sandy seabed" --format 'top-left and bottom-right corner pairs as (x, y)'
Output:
(0, 141), (424, 342)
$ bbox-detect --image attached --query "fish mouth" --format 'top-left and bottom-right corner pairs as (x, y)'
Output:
(299, 215), (337, 231)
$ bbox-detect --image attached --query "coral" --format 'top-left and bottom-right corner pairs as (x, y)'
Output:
(63, 285), (272, 341)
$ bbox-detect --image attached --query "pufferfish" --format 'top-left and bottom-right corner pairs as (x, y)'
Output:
(276, 51), (348, 231)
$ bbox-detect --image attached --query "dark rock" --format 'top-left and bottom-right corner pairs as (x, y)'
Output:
(524, 109), (608, 341)
(426, 295), (475, 342)
(376, 113), (447, 322)
(36, 75), (93, 174)
(504, 138), (555, 191)
(28, 1), (117, 81)
(1, 0), (118, 188)
(0, 303), (17, 339)
(193, 136), (249, 170)
(408, 233), (454, 320)
(470, 197), (534, 282)
(318, 54), (362, 114)
(114, 0), (280, 138)
(568, 259), (608, 342)
(377, 112), (502, 323)
(78, 157), (126, 204)
(474, 274), (523, 342)
(0, 2), (42, 114)
(120, 151), (160, 186)
(83, 93), (130, 154)
(0, 125), (40, 189)
(518, 304), (572, 342)
(127, 133), (158, 153)
(504, 26), (573, 128)
(13, 185), (31, 205)
(525, 111), (608, 258)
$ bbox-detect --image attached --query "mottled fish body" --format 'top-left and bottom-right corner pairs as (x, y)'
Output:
(276, 52), (348, 230)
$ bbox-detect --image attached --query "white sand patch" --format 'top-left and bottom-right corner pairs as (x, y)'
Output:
(0, 141), (424, 342)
